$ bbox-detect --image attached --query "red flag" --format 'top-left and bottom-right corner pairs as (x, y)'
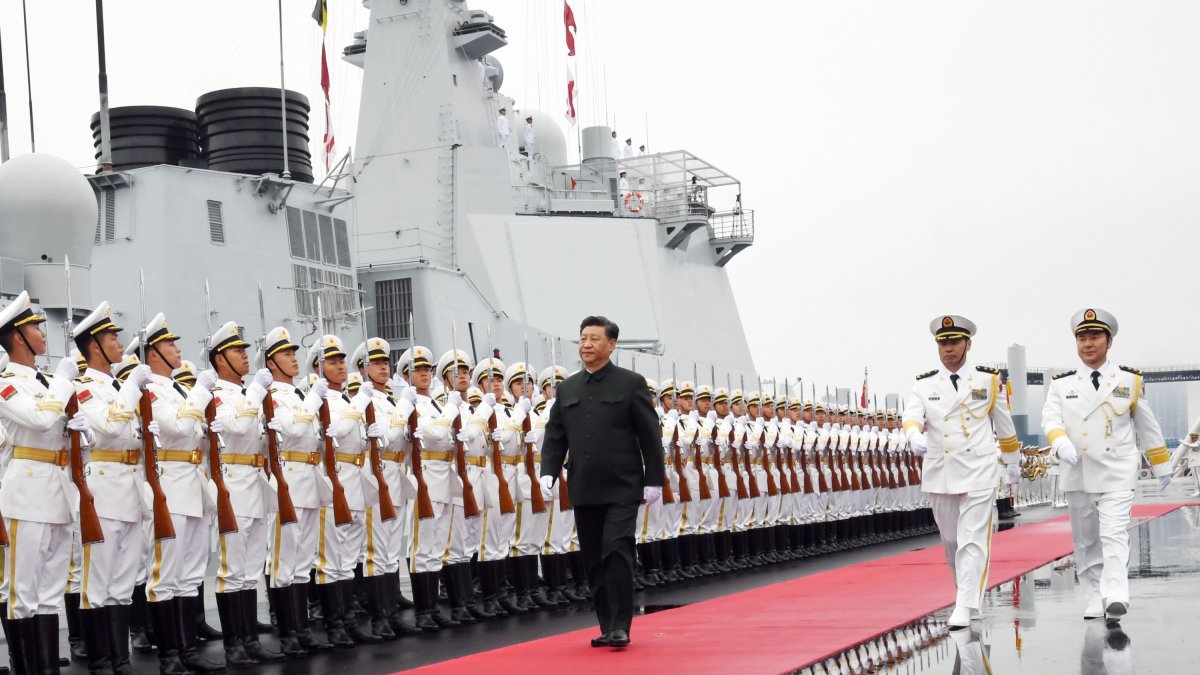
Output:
(564, 1), (577, 56)
(860, 369), (868, 408)
(321, 44), (335, 171)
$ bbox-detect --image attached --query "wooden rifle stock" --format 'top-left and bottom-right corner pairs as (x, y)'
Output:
(783, 447), (800, 494)
(451, 415), (481, 518)
(731, 441), (750, 500)
(798, 448), (814, 494)
(815, 450), (830, 494)
(710, 424), (730, 499)
(694, 427), (711, 501)
(521, 413), (546, 515)
(828, 450), (842, 492)
(204, 400), (239, 535)
(68, 395), (103, 546)
(558, 469), (572, 510)
(671, 426), (692, 503)
(762, 430), (780, 497)
(741, 427), (761, 498)
(487, 410), (516, 515)
(262, 392), (298, 526)
(364, 401), (397, 522)
(318, 399), (353, 527)
(407, 409), (435, 520)
(140, 391), (176, 541)
(846, 451), (861, 491)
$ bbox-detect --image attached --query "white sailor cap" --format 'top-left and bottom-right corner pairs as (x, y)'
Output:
(1071, 308), (1118, 337)
(71, 301), (123, 340)
(696, 384), (713, 401)
(532, 394), (547, 414)
(0, 291), (47, 334)
(788, 397), (802, 411)
(262, 327), (299, 359)
(714, 387), (730, 404)
(644, 377), (658, 395)
(504, 361), (533, 388)
(346, 372), (364, 395)
(745, 390), (761, 406)
(679, 381), (696, 398)
(402, 346), (434, 374)
(730, 388), (744, 405)
(471, 357), (504, 385)
(173, 359), (197, 385)
(352, 337), (391, 370)
(308, 334), (347, 369)
(930, 314), (976, 341)
(142, 313), (181, 348)
(537, 365), (567, 390)
(438, 350), (474, 380)
(466, 386), (484, 405)
(112, 352), (140, 381)
(657, 378), (676, 399)
(211, 321), (251, 357)
(70, 348), (86, 373)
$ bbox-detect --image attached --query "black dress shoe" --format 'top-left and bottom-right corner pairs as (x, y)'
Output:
(590, 632), (611, 647)
(608, 629), (630, 648)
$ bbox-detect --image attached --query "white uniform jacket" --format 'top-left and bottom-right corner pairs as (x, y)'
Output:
(0, 364), (74, 523)
(146, 373), (213, 518)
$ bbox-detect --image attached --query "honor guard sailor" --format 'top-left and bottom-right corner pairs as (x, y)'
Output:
(903, 315), (1020, 629)
(1041, 308), (1171, 622)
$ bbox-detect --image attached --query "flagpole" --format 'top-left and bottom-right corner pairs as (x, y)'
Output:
(277, 0), (291, 180)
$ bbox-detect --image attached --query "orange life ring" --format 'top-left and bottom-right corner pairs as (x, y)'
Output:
(624, 192), (643, 212)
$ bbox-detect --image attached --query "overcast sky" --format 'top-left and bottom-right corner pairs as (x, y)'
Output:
(1, 0), (1197, 404)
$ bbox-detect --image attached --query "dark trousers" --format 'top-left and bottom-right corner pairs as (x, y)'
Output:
(574, 502), (639, 634)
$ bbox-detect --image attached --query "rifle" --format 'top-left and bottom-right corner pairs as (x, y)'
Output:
(315, 297), (352, 527)
(451, 412), (481, 519)
(549, 337), (571, 510)
(357, 295), (396, 522)
(709, 367), (730, 499)
(761, 376), (780, 497)
(407, 310), (436, 520)
(137, 268), (175, 542)
(692, 363), (710, 501)
(257, 284), (298, 526)
(670, 361), (692, 504)
(202, 279), (238, 535)
(475, 326), (512, 516)
(68, 394), (104, 545)
(522, 336), (546, 514)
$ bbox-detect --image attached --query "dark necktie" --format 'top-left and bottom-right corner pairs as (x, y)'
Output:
(1091, 371), (1101, 390)
(949, 374), (959, 391)
(174, 382), (189, 398)
(35, 371), (50, 389)
(112, 380), (122, 392)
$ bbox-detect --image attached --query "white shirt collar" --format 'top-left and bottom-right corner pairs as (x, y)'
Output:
(1081, 360), (1114, 378)
(85, 367), (113, 384)
(7, 362), (38, 377)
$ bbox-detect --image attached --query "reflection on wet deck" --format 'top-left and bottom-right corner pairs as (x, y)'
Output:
(793, 505), (1199, 674)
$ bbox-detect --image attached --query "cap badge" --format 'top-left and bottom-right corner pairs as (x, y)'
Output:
(942, 316), (953, 328)
(1084, 309), (1096, 321)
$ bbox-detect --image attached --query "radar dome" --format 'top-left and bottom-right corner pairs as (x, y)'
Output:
(483, 56), (504, 92)
(0, 154), (98, 267)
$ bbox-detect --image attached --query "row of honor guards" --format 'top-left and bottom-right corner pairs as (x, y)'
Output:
(0, 290), (1044, 675)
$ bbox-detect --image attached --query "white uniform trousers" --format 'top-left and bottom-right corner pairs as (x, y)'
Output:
(638, 502), (662, 543)
(764, 492), (782, 527)
(513, 499), (550, 557)
(695, 497), (719, 535)
(146, 514), (209, 601)
(362, 503), (403, 577)
(3, 519), (72, 618)
(1066, 489), (1135, 605)
(217, 515), (268, 593)
(930, 488), (996, 611)
(68, 526), (83, 594)
(268, 506), (321, 588)
(448, 504), (485, 565)
(409, 502), (453, 574)
(715, 495), (736, 532)
(314, 508), (366, 585)
(83, 517), (143, 607)
(545, 500), (576, 555)
(661, 501), (683, 541)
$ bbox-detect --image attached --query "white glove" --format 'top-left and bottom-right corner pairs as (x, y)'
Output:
(54, 356), (80, 380)
(400, 386), (417, 404)
(688, 410), (700, 424)
(147, 420), (161, 437)
(661, 435), (673, 450)
(67, 412), (91, 433)
(907, 430), (928, 456)
(1052, 436), (1079, 466)
(643, 486), (663, 504)
(723, 414), (735, 425)
(1004, 463), (1020, 486)
(413, 428), (426, 442)
(456, 431), (472, 443)
(367, 422), (385, 440)
(706, 411), (718, 423)
(194, 370), (217, 393)
(539, 474), (556, 497)
(325, 426), (339, 439)
(209, 418), (223, 435)
(767, 418), (778, 430)
(447, 391), (463, 411)
(665, 409), (680, 425)
(491, 430), (506, 442)
(267, 419), (283, 432)
(126, 365), (152, 391)
(253, 368), (273, 391)
(1159, 474), (1173, 490)
(310, 378), (329, 401)
(482, 393), (497, 408)
(655, 406), (665, 419)
(515, 397), (532, 415)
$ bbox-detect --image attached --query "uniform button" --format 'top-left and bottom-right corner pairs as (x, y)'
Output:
(966, 448), (972, 453)
(1082, 432), (1088, 436)
(1105, 448), (1111, 452)
(943, 416), (948, 421)
(1082, 447), (1088, 452)
(1083, 416), (1088, 421)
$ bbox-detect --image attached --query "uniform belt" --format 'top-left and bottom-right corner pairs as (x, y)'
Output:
(90, 449), (141, 465)
(335, 452), (365, 467)
(380, 451), (406, 463)
(12, 446), (68, 467)
(500, 454), (523, 465)
(160, 449), (203, 465)
(281, 450), (321, 465)
(420, 450), (453, 462)
(465, 456), (487, 467)
(221, 453), (266, 468)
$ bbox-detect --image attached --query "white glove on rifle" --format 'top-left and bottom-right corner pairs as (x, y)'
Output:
(491, 430), (506, 442)
(706, 411), (718, 423)
(126, 365), (153, 391)
(146, 420), (161, 437)
(482, 393), (497, 409)
(209, 418), (224, 435)
(456, 431), (472, 443)
(539, 474), (556, 498)
(400, 387), (417, 404)
(54, 356), (80, 381)
(661, 435), (673, 450)
(67, 412), (94, 445)
(267, 419), (284, 433)
(413, 428), (426, 442)
(1052, 436), (1079, 466)
(688, 410), (700, 424)
(643, 486), (663, 505)
(1004, 463), (1020, 486)
(367, 422), (385, 440)
(447, 391), (464, 411)
(907, 429), (928, 456)
(252, 368), (273, 391)
(515, 397), (532, 415)
(310, 378), (329, 401)
(665, 409), (680, 426)
(194, 370), (217, 394)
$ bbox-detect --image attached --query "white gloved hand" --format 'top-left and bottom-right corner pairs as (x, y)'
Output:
(1052, 436), (1079, 466)
(126, 365), (153, 390)
(655, 406), (665, 419)
(539, 474), (556, 498)
(456, 431), (472, 443)
(907, 429), (928, 456)
(400, 386), (417, 404)
(413, 428), (426, 442)
(706, 411), (718, 423)
(687, 410), (700, 424)
(515, 397), (532, 415)
(723, 414), (735, 425)
(491, 430), (506, 442)
(665, 409), (680, 425)
(195, 370), (217, 393)
(54, 356), (80, 380)
(1004, 463), (1021, 486)
(209, 418), (223, 435)
(367, 422), (385, 440)
(267, 419), (283, 432)
(482, 393), (497, 408)
(643, 486), (663, 505)
(253, 368), (273, 391)
(147, 420), (161, 437)
(661, 435), (673, 450)
(447, 391), (464, 411)
(67, 412), (91, 433)
(310, 378), (329, 401)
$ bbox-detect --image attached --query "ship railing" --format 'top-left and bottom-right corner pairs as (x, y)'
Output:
(709, 209), (755, 244)
(649, 188), (711, 222)
(512, 183), (614, 215)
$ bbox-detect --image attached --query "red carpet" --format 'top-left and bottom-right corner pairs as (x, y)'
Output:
(402, 503), (1189, 674)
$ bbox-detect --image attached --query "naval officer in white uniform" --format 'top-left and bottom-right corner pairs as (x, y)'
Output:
(902, 315), (1020, 628)
(1041, 308), (1171, 621)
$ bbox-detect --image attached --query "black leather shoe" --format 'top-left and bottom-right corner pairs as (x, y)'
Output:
(608, 629), (630, 648)
(590, 632), (611, 647)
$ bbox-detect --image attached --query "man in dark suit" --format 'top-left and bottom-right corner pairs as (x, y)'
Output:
(539, 316), (665, 649)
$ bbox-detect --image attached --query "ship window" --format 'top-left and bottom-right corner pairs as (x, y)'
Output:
(376, 278), (413, 356)
(333, 218), (351, 268)
(285, 207), (305, 258)
(303, 210), (320, 261)
(292, 264), (311, 316)
(207, 200), (225, 244)
(318, 214), (336, 265)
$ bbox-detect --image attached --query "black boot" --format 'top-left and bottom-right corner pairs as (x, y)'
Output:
(410, 572), (442, 632)
(148, 599), (189, 675)
(14, 617), (39, 675)
(65, 592), (88, 664)
(569, 551), (591, 599)
(443, 565), (476, 625)
(395, 570), (416, 611)
(479, 561), (507, 618)
(80, 607), (113, 675)
(290, 584), (333, 652)
(559, 552), (587, 602)
(129, 584), (153, 654)
(428, 571), (462, 628)
(306, 576), (322, 621)
(178, 595), (227, 673)
(541, 555), (569, 607)
(239, 590), (283, 662)
(268, 588), (307, 658)
(382, 572), (421, 635)
(494, 561), (524, 615)
(525, 557), (557, 608)
(194, 583), (223, 642)
(456, 563), (495, 621)
(214, 593), (257, 667)
(363, 576), (397, 640)
(35, 614), (61, 675)
(338, 579), (382, 643)
(316, 583), (354, 649)
(352, 564), (368, 617)
(104, 605), (134, 675)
